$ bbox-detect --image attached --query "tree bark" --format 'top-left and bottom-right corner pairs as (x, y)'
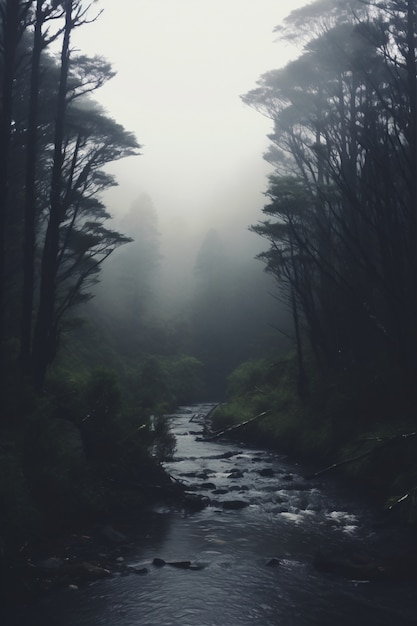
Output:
(200, 410), (271, 441)
(32, 0), (72, 390)
(0, 1), (29, 370)
(20, 0), (44, 371)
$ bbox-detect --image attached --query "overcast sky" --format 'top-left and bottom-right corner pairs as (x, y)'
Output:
(73, 0), (307, 242)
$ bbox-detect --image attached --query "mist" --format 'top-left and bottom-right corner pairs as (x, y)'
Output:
(65, 0), (305, 395)
(89, 184), (291, 397)
(1, 2), (416, 618)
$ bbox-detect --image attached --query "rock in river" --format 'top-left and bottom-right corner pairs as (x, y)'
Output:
(258, 468), (274, 477)
(222, 500), (249, 510)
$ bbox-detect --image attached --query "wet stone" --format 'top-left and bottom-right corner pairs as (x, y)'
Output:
(227, 470), (244, 479)
(125, 566), (148, 575)
(183, 493), (210, 510)
(222, 500), (249, 510)
(258, 468), (274, 477)
(168, 561), (192, 569)
(265, 557), (281, 567)
(196, 471), (212, 479)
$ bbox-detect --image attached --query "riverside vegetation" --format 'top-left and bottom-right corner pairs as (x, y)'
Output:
(0, 359), (204, 605)
(0, 1), (204, 602)
(211, 354), (417, 523)
(1, 0), (417, 608)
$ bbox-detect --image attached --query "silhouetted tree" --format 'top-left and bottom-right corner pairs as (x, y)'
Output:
(20, 0), (65, 370)
(0, 0), (31, 363)
(0, 1), (140, 392)
(245, 0), (417, 410)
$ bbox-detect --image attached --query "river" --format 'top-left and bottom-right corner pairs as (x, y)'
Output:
(3, 403), (416, 625)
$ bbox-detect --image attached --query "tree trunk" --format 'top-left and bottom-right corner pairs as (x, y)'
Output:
(0, 1), (28, 371)
(32, 0), (72, 390)
(20, 0), (44, 372)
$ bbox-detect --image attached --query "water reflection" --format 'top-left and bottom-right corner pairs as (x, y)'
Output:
(3, 404), (416, 626)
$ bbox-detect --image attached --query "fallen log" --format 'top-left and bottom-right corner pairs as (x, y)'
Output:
(199, 410), (271, 441)
(305, 431), (417, 480)
(190, 403), (221, 423)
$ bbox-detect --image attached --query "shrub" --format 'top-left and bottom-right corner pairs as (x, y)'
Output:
(0, 441), (42, 547)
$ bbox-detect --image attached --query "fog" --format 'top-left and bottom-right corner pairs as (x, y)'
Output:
(68, 1), (308, 392)
(72, 1), (305, 258)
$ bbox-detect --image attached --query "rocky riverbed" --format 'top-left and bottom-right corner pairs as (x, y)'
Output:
(2, 403), (416, 626)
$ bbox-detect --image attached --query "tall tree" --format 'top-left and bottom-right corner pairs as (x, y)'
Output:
(32, 0), (79, 388)
(20, 0), (65, 369)
(29, 1), (139, 389)
(0, 0), (31, 363)
(245, 0), (417, 409)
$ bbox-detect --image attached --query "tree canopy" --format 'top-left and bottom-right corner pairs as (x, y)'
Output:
(244, 0), (416, 413)
(0, 0), (140, 391)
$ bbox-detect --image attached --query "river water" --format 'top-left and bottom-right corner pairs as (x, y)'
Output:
(4, 403), (416, 625)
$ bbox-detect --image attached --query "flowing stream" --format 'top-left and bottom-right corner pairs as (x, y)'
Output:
(4, 403), (416, 625)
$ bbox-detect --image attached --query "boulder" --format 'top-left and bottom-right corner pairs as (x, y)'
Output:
(227, 470), (244, 479)
(222, 500), (248, 510)
(130, 567), (148, 575)
(183, 493), (209, 511)
(265, 557), (281, 567)
(259, 468), (274, 477)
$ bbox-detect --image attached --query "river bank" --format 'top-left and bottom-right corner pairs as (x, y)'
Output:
(202, 404), (417, 581)
(209, 360), (417, 525)
(0, 462), (188, 609)
(2, 403), (416, 626)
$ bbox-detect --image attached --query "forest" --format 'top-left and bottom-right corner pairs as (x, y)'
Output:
(215, 0), (417, 518)
(0, 0), (416, 606)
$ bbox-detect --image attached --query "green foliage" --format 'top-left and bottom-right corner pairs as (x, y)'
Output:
(213, 351), (417, 522)
(244, 0), (417, 427)
(21, 406), (100, 522)
(138, 357), (172, 410)
(167, 355), (205, 404)
(82, 367), (120, 417)
(0, 358), (183, 559)
(151, 414), (176, 462)
(124, 354), (205, 412)
(226, 358), (272, 398)
(212, 356), (304, 449)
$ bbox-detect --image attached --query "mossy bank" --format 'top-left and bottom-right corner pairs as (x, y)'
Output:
(210, 355), (417, 523)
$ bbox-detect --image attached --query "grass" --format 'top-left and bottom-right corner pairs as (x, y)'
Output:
(211, 354), (417, 521)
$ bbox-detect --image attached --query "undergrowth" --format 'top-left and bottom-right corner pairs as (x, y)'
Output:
(212, 354), (417, 523)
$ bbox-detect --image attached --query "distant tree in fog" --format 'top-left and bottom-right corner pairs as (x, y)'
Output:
(119, 193), (161, 316)
(191, 228), (279, 395)
(93, 193), (162, 351)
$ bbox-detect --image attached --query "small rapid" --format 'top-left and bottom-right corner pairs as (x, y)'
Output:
(3, 403), (416, 626)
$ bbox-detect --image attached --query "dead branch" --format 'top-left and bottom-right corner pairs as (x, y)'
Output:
(199, 410), (271, 441)
(305, 431), (417, 479)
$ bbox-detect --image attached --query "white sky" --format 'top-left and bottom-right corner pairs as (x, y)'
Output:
(73, 0), (307, 244)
